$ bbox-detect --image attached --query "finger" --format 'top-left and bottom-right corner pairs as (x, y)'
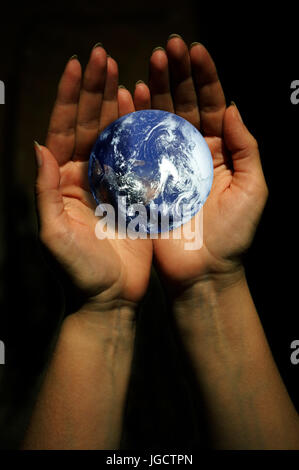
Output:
(166, 35), (200, 128)
(189, 42), (226, 137)
(224, 104), (264, 178)
(98, 56), (119, 132)
(133, 81), (151, 110)
(34, 141), (63, 227)
(118, 86), (135, 117)
(149, 47), (174, 112)
(46, 56), (81, 166)
(73, 44), (107, 161)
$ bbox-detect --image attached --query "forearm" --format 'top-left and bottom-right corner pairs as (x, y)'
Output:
(173, 269), (299, 449)
(22, 302), (136, 450)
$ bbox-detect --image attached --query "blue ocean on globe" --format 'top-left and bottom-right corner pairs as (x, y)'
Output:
(88, 109), (213, 234)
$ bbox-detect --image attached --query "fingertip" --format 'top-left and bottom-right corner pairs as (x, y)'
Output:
(34, 143), (60, 197)
(135, 80), (150, 94)
(189, 41), (205, 55)
(65, 54), (81, 74)
(107, 55), (118, 70)
(150, 47), (168, 71)
(166, 35), (188, 60)
(91, 43), (106, 56)
(223, 104), (258, 156)
(118, 86), (135, 116)
(60, 57), (82, 97)
(89, 44), (107, 69)
(189, 42), (205, 67)
(135, 80), (148, 93)
(167, 34), (186, 49)
(34, 140), (43, 167)
(167, 33), (183, 40)
(230, 101), (243, 123)
(92, 42), (104, 50)
(106, 56), (119, 83)
(189, 41), (203, 50)
(149, 50), (170, 97)
(134, 81), (151, 110)
(37, 145), (58, 170)
(151, 46), (167, 61)
(189, 43), (219, 82)
(225, 103), (246, 136)
(189, 42), (203, 64)
(118, 85), (129, 101)
(68, 54), (79, 63)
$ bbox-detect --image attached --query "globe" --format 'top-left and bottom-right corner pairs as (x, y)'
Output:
(88, 109), (213, 234)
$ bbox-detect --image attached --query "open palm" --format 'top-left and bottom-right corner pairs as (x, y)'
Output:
(36, 46), (152, 307)
(133, 37), (268, 289)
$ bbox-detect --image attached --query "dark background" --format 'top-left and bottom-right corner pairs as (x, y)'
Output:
(0, 0), (298, 450)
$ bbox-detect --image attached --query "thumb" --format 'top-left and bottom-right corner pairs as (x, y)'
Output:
(34, 141), (63, 227)
(223, 103), (263, 176)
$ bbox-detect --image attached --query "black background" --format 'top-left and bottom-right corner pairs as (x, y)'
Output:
(0, 0), (298, 450)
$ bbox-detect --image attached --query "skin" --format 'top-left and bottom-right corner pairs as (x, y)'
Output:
(134, 37), (267, 290)
(36, 46), (153, 308)
(23, 45), (152, 450)
(132, 36), (299, 449)
(23, 36), (299, 449)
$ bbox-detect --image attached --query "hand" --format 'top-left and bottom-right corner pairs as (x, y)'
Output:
(133, 36), (268, 294)
(35, 46), (152, 314)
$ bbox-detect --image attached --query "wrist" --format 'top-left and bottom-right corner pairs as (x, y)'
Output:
(173, 264), (246, 303)
(172, 265), (248, 332)
(63, 298), (137, 342)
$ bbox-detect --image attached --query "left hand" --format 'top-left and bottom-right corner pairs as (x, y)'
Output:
(35, 45), (152, 315)
(133, 36), (268, 296)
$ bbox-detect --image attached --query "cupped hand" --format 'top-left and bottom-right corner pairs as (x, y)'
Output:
(35, 46), (152, 310)
(133, 36), (268, 291)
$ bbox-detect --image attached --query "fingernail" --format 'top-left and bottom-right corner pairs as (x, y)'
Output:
(152, 46), (165, 54)
(34, 140), (43, 167)
(190, 42), (202, 49)
(231, 101), (243, 123)
(93, 42), (103, 49)
(118, 85), (126, 89)
(168, 33), (183, 40)
(68, 54), (78, 61)
(135, 80), (145, 86)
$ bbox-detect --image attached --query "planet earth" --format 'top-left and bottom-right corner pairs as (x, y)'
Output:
(88, 109), (213, 234)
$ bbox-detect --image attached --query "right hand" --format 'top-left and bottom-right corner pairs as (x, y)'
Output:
(133, 37), (268, 296)
(35, 45), (152, 313)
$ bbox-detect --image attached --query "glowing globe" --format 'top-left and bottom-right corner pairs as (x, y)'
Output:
(88, 109), (213, 234)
